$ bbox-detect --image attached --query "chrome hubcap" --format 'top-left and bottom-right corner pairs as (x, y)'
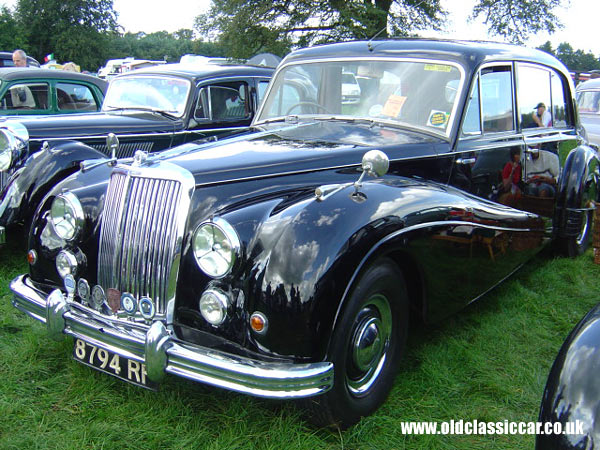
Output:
(346, 294), (392, 396)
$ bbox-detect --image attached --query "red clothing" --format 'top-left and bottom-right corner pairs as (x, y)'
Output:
(503, 161), (521, 185)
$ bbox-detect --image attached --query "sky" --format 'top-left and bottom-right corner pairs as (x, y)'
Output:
(1, 0), (598, 56)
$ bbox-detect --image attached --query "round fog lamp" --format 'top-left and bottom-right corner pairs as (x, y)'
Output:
(56, 250), (78, 279)
(193, 218), (240, 278)
(199, 290), (229, 326)
(50, 192), (84, 241)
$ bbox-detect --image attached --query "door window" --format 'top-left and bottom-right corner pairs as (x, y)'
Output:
(480, 66), (514, 133)
(195, 81), (249, 121)
(57, 83), (98, 111)
(1, 82), (49, 110)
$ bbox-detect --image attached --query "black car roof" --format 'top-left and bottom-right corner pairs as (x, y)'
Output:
(281, 39), (568, 75)
(0, 67), (108, 89)
(114, 62), (275, 82)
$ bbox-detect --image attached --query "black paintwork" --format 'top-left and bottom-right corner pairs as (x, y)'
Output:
(536, 303), (600, 449)
(21, 40), (599, 364)
(0, 63), (274, 228)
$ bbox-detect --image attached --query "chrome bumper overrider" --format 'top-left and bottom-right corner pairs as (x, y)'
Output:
(10, 275), (333, 399)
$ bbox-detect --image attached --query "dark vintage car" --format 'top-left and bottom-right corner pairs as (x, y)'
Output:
(0, 67), (107, 116)
(536, 303), (600, 449)
(0, 62), (274, 241)
(10, 39), (599, 427)
(576, 78), (600, 147)
(0, 51), (40, 68)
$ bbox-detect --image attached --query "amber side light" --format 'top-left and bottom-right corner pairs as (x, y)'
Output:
(27, 250), (37, 265)
(250, 314), (265, 332)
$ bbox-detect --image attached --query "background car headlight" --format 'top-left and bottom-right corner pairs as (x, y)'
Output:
(192, 218), (240, 278)
(0, 129), (14, 171)
(50, 192), (84, 241)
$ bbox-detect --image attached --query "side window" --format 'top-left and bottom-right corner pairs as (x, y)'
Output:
(257, 80), (270, 105)
(1, 83), (49, 110)
(480, 66), (514, 133)
(461, 75), (481, 135)
(194, 81), (249, 121)
(550, 71), (569, 128)
(57, 83), (98, 111)
(517, 65), (552, 129)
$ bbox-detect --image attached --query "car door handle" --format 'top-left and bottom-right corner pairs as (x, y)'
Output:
(455, 157), (476, 165)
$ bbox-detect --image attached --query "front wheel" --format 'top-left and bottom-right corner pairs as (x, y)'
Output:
(303, 258), (408, 428)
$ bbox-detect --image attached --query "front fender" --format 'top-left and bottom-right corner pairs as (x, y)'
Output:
(0, 140), (107, 228)
(245, 178), (468, 360)
(555, 145), (599, 238)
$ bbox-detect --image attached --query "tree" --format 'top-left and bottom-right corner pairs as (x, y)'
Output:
(16, 0), (118, 70)
(470, 0), (563, 44)
(196, 0), (565, 59)
(0, 6), (26, 50)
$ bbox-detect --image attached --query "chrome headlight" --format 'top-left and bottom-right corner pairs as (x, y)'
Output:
(192, 217), (240, 278)
(0, 129), (14, 171)
(50, 192), (84, 241)
(0, 121), (28, 172)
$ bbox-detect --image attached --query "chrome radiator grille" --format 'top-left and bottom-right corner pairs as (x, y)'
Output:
(91, 141), (154, 159)
(98, 163), (194, 317)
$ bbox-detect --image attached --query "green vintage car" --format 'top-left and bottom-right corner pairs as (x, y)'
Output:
(0, 67), (107, 116)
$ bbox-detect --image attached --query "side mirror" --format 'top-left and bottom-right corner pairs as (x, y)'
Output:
(106, 133), (119, 160)
(361, 149), (389, 178)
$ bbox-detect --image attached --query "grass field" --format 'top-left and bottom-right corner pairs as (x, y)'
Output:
(1, 238), (599, 450)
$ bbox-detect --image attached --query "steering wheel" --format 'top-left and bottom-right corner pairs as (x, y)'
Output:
(285, 102), (332, 115)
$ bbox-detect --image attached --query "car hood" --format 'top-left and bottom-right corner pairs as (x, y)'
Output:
(0, 110), (182, 140)
(157, 120), (447, 186)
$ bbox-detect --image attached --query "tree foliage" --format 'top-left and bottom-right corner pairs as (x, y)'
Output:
(196, 0), (568, 58)
(538, 41), (600, 71)
(15, 0), (118, 69)
(195, 0), (447, 59)
(471, 0), (563, 44)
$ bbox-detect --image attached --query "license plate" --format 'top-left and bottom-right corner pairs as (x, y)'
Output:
(73, 338), (158, 390)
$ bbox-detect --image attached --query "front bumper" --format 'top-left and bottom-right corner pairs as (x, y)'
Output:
(10, 274), (334, 399)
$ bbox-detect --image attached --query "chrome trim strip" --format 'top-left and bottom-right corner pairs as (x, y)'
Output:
(34, 127), (247, 144)
(0, 225), (4, 245)
(10, 275), (334, 399)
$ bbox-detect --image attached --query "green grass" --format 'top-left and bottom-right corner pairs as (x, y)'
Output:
(1, 239), (599, 449)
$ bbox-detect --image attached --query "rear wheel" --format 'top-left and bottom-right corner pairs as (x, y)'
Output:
(303, 258), (408, 428)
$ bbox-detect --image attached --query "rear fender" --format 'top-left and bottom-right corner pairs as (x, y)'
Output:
(555, 145), (599, 238)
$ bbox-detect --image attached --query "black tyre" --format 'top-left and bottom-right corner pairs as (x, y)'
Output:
(303, 258), (409, 428)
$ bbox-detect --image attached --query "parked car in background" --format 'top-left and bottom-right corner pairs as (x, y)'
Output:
(576, 78), (600, 146)
(0, 62), (274, 241)
(10, 39), (598, 428)
(536, 302), (600, 449)
(341, 71), (361, 104)
(0, 68), (107, 116)
(0, 51), (40, 68)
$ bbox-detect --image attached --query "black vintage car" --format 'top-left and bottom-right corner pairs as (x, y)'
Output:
(10, 39), (599, 427)
(537, 302), (600, 449)
(0, 62), (274, 241)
